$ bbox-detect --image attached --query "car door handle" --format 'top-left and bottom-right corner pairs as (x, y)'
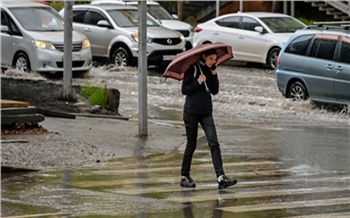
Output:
(335, 66), (343, 71)
(326, 64), (333, 70)
(213, 32), (219, 36)
(84, 28), (91, 32)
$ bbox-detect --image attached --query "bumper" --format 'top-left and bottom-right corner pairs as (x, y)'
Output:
(147, 49), (184, 65)
(129, 40), (185, 65)
(31, 48), (92, 73)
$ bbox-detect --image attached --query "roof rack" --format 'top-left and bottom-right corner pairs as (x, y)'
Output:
(304, 21), (350, 32)
(313, 21), (350, 25)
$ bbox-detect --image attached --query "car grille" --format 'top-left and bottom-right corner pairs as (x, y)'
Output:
(176, 30), (190, 37)
(56, 61), (85, 68)
(151, 38), (182, 45)
(54, 43), (82, 52)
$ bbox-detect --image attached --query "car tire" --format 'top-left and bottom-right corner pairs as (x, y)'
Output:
(287, 81), (308, 101)
(112, 47), (132, 67)
(14, 52), (31, 72)
(266, 47), (280, 69)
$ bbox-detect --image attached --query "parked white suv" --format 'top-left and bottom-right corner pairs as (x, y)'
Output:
(59, 4), (185, 67)
(91, 0), (194, 50)
(1, 1), (92, 74)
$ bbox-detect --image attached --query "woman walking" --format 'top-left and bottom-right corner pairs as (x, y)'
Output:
(180, 49), (237, 190)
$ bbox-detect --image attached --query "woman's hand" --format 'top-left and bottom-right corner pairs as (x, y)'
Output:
(198, 74), (206, 84)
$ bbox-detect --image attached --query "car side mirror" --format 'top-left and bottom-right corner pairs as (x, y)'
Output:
(172, 14), (178, 20)
(1, 25), (10, 33)
(254, 26), (264, 34)
(97, 20), (112, 28)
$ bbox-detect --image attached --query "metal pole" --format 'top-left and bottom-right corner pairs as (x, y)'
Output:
(138, 1), (148, 137)
(240, 0), (243, 12)
(291, 1), (295, 17)
(216, 0), (219, 17)
(63, 1), (74, 100)
(283, 0), (288, 14)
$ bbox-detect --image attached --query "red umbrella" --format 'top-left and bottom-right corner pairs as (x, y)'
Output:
(163, 43), (233, 81)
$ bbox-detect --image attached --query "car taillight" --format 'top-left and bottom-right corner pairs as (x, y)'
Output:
(195, 27), (202, 33)
(277, 56), (280, 65)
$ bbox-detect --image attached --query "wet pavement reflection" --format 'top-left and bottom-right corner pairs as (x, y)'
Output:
(1, 65), (350, 217)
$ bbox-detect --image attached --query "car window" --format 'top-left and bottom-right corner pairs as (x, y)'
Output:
(340, 37), (350, 64)
(73, 10), (86, 23)
(86, 10), (108, 25)
(9, 7), (64, 31)
(7, 12), (22, 36)
(309, 35), (338, 61)
(285, 34), (314, 55)
(315, 39), (337, 60)
(260, 17), (305, 33)
(215, 16), (240, 28)
(147, 5), (174, 20)
(108, 9), (159, 27)
(240, 17), (260, 31)
(1, 10), (7, 26)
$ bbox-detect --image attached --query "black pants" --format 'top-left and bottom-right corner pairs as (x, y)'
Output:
(181, 111), (224, 178)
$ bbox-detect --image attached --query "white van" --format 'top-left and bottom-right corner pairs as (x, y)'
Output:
(1, 1), (92, 74)
(90, 0), (194, 50)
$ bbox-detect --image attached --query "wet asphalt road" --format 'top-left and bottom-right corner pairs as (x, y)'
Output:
(1, 64), (350, 217)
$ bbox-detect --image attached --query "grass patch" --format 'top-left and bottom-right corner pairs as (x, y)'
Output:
(80, 83), (109, 106)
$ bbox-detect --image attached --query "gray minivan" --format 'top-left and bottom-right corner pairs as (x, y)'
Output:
(276, 25), (350, 105)
(1, 1), (92, 74)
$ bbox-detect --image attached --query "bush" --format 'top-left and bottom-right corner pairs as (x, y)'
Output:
(298, 17), (316, 26)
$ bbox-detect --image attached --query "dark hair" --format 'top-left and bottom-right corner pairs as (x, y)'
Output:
(202, 49), (217, 57)
(200, 49), (218, 62)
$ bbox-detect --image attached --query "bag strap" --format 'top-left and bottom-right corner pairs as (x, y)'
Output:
(193, 65), (197, 78)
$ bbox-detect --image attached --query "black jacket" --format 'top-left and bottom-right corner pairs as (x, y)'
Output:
(181, 61), (219, 114)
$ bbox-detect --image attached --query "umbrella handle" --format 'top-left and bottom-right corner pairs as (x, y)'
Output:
(197, 59), (210, 93)
(203, 81), (210, 93)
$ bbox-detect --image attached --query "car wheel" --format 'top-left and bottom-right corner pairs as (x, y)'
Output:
(266, 47), (280, 69)
(14, 52), (31, 72)
(112, 47), (131, 67)
(287, 81), (308, 101)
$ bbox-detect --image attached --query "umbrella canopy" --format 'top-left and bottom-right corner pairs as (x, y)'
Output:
(163, 43), (233, 80)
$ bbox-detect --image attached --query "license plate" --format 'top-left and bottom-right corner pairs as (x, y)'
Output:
(163, 55), (175, 61)
(72, 54), (81, 61)
(62, 54), (81, 61)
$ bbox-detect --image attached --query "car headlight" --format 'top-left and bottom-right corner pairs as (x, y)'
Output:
(82, 39), (90, 49)
(132, 33), (139, 42)
(131, 33), (152, 43)
(180, 34), (185, 42)
(32, 40), (55, 50)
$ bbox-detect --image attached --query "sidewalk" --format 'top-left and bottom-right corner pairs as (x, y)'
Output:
(41, 116), (186, 158)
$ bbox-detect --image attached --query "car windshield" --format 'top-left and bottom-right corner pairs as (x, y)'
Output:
(260, 17), (304, 33)
(9, 7), (64, 31)
(108, 9), (160, 27)
(147, 5), (174, 20)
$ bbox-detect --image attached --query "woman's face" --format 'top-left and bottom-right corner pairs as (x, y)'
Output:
(203, 54), (217, 68)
